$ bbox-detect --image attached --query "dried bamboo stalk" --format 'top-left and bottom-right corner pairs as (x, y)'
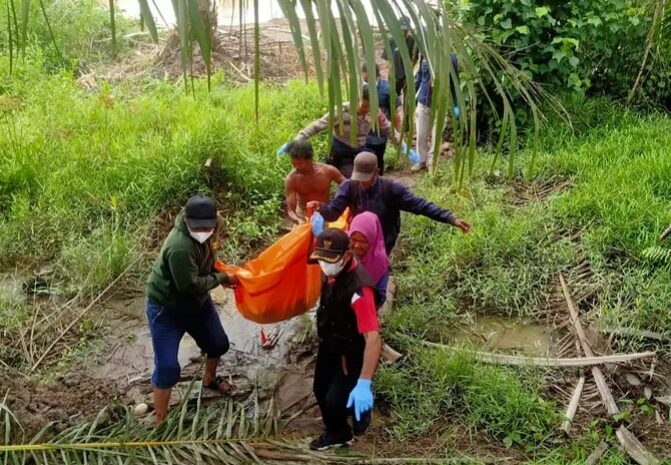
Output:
(586, 441), (608, 465)
(420, 341), (655, 367)
(616, 426), (660, 465)
(561, 376), (585, 433)
(560, 274), (660, 465)
(559, 274), (619, 416)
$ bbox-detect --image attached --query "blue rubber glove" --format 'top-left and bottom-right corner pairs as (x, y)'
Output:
(453, 106), (460, 118)
(311, 213), (324, 237)
(402, 142), (421, 164)
(276, 142), (289, 157)
(346, 379), (373, 421)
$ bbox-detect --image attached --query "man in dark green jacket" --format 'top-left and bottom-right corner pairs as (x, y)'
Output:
(146, 195), (237, 425)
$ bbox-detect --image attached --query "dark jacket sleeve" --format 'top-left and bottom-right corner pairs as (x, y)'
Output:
(320, 181), (352, 221)
(167, 248), (221, 295)
(394, 182), (456, 224)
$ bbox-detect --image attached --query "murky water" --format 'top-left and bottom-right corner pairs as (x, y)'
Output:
(449, 315), (552, 357)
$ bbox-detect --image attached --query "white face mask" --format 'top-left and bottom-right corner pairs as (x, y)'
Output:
(318, 260), (346, 277)
(188, 229), (214, 244)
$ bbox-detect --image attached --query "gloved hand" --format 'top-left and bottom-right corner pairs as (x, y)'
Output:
(311, 212), (325, 237)
(402, 142), (421, 164)
(276, 142), (289, 157)
(346, 379), (373, 421)
(453, 106), (460, 118)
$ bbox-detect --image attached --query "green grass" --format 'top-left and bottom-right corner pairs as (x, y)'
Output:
(380, 96), (671, 459)
(0, 58), (330, 296)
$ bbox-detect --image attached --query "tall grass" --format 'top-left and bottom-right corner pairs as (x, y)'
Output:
(0, 59), (326, 295)
(381, 96), (671, 451)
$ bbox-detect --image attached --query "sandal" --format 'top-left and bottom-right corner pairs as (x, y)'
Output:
(203, 376), (238, 397)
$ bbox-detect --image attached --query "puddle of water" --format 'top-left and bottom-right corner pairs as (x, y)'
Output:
(448, 315), (552, 357)
(0, 272), (25, 303)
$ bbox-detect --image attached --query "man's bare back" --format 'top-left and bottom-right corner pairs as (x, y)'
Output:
(285, 163), (344, 222)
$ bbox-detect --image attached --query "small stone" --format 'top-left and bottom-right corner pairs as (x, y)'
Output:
(133, 403), (149, 416)
(61, 373), (79, 388)
(644, 387), (652, 400)
(625, 373), (641, 387)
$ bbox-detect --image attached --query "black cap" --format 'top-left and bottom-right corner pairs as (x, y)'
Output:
(185, 195), (217, 229)
(399, 16), (412, 31)
(309, 228), (350, 263)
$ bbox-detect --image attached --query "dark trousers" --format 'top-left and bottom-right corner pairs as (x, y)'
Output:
(147, 297), (229, 389)
(329, 137), (365, 178)
(313, 344), (363, 438)
(365, 141), (387, 175)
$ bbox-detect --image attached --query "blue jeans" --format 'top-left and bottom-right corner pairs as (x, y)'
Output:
(146, 297), (230, 389)
(374, 270), (390, 310)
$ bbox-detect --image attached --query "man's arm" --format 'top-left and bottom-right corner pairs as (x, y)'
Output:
(352, 287), (381, 379)
(395, 182), (455, 224)
(168, 249), (228, 294)
(307, 181), (351, 221)
(284, 174), (301, 223)
(296, 112), (330, 140)
(327, 164), (345, 186)
(378, 111), (398, 144)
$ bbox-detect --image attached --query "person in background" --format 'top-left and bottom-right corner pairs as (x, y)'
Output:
(412, 52), (460, 172)
(381, 16), (419, 117)
(284, 139), (344, 224)
(308, 228), (381, 450)
(348, 212), (390, 309)
(146, 195), (238, 425)
(361, 62), (401, 176)
(308, 152), (471, 255)
(293, 85), (396, 178)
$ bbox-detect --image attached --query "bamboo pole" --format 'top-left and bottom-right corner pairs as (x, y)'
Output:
(559, 273), (660, 465)
(559, 274), (620, 416)
(420, 341), (655, 367)
(561, 376), (585, 433)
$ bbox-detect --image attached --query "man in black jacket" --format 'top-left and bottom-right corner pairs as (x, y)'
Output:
(308, 152), (471, 254)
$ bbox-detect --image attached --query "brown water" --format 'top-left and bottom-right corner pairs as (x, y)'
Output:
(448, 315), (552, 357)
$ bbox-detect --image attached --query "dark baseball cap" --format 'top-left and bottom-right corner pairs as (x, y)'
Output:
(185, 195), (217, 229)
(309, 228), (350, 263)
(351, 151), (378, 182)
(399, 16), (412, 31)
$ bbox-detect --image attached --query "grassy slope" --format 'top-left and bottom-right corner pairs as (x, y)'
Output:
(379, 97), (671, 462)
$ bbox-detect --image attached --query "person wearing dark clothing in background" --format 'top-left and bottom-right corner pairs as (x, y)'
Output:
(362, 62), (401, 176)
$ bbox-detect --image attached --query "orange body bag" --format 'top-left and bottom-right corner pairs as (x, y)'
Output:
(215, 213), (348, 323)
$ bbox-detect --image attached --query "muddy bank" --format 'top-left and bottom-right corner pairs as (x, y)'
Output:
(1, 283), (321, 439)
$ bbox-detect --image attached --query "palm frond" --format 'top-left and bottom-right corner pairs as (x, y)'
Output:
(139, 0), (558, 179)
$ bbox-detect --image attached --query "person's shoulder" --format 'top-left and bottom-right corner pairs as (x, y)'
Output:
(380, 176), (407, 193)
(377, 79), (391, 93)
(285, 169), (299, 184)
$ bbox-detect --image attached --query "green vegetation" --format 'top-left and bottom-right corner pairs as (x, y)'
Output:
(2, 0), (671, 462)
(0, 58), (325, 295)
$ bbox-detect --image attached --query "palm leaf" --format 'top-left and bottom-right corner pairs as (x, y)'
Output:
(19, 0), (28, 54)
(6, 0), (13, 75)
(108, 0), (117, 54)
(137, 0), (159, 43)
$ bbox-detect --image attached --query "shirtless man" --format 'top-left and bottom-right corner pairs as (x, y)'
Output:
(285, 139), (345, 223)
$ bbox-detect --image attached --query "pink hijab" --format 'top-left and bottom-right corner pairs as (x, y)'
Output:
(348, 212), (390, 283)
